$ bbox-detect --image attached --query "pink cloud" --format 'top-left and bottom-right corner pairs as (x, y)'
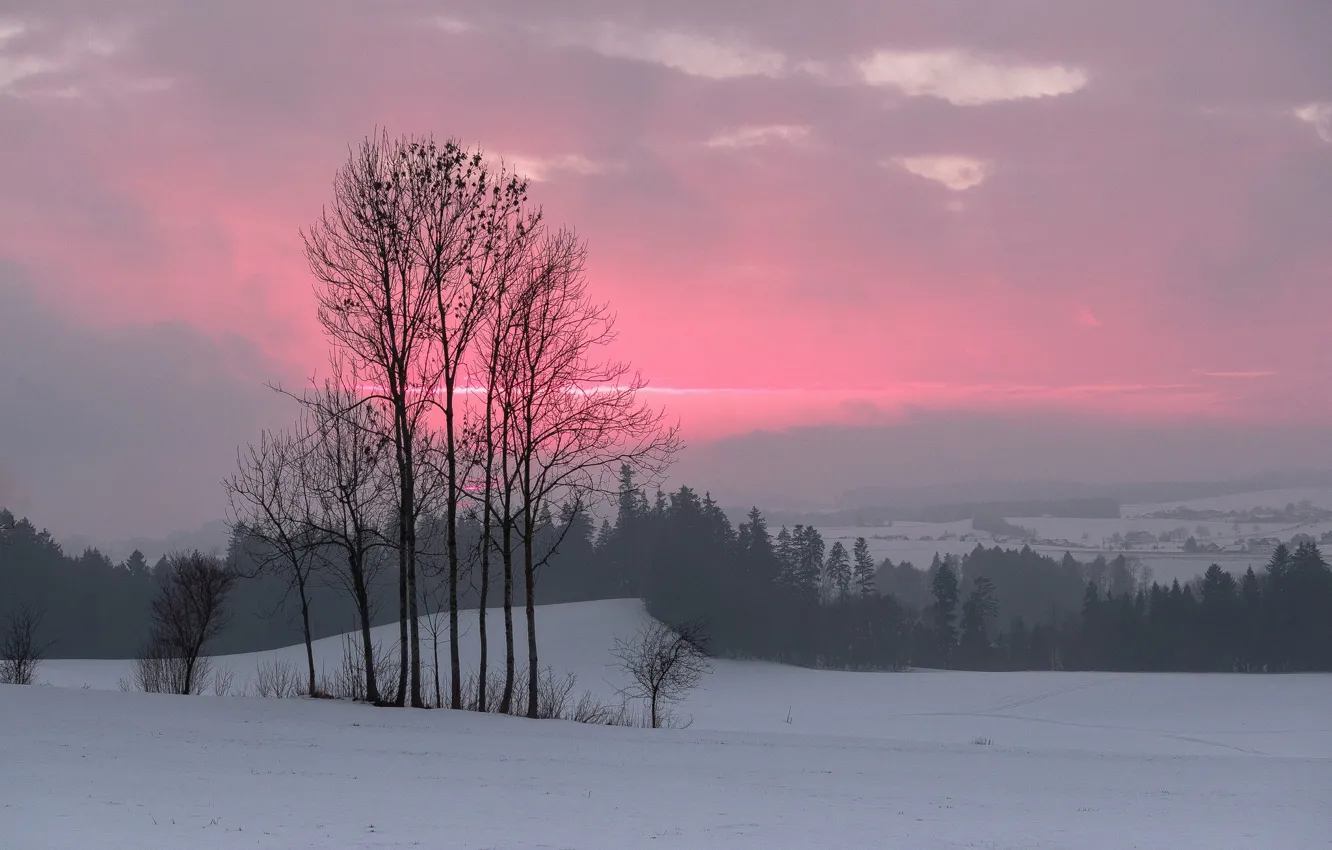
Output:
(1, 0), (1329, 445)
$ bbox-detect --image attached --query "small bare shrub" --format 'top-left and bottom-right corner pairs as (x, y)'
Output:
(132, 641), (211, 695)
(212, 664), (237, 697)
(319, 634), (399, 702)
(569, 690), (616, 725)
(971, 736), (994, 746)
(0, 603), (51, 685)
(533, 668), (577, 720)
(457, 666), (647, 726)
(461, 668), (503, 712)
(254, 657), (301, 699)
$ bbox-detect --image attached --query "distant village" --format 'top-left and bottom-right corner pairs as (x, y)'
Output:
(861, 499), (1332, 560)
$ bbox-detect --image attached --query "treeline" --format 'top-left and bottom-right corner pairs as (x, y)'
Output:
(7, 478), (1332, 675)
(600, 474), (1332, 673)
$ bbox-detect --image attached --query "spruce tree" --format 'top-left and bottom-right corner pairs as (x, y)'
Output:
(960, 576), (998, 666)
(930, 561), (960, 665)
(852, 537), (877, 597)
(825, 542), (851, 601)
(798, 526), (826, 603)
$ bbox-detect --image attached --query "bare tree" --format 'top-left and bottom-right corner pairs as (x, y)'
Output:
(408, 140), (539, 710)
(299, 367), (394, 704)
(502, 226), (680, 717)
(140, 550), (237, 696)
(305, 130), (442, 708)
(0, 603), (51, 685)
(612, 618), (711, 729)
(468, 205), (539, 714)
(224, 428), (322, 696)
(412, 433), (458, 710)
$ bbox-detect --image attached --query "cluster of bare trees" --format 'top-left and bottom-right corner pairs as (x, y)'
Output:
(226, 131), (678, 716)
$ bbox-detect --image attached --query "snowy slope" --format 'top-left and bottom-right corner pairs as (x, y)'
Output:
(6, 599), (1331, 848)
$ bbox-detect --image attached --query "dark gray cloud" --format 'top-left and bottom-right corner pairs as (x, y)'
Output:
(0, 262), (297, 539)
(673, 408), (1332, 511)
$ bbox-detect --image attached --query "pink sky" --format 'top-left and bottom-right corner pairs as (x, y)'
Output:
(2, 1), (1331, 536)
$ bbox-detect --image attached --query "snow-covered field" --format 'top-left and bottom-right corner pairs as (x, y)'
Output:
(1124, 486), (1332, 516)
(814, 486), (1332, 588)
(4, 600), (1330, 848)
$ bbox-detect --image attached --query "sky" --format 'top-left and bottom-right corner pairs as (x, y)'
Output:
(1, 1), (1331, 539)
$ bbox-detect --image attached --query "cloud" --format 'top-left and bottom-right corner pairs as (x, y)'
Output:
(542, 22), (786, 80)
(704, 124), (812, 150)
(674, 410), (1332, 512)
(856, 49), (1088, 105)
(430, 15), (476, 36)
(890, 155), (991, 190)
(497, 152), (617, 182)
(0, 18), (27, 45)
(1201, 370), (1277, 379)
(0, 262), (295, 539)
(1295, 102), (1332, 143)
(0, 18), (166, 98)
(1076, 306), (1102, 328)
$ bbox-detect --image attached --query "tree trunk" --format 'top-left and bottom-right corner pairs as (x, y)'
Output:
(523, 479), (539, 719)
(298, 580), (316, 697)
(432, 621), (442, 709)
(407, 488), (423, 708)
(393, 401), (423, 710)
(500, 517), (515, 714)
(477, 497), (492, 712)
(525, 543), (538, 719)
(395, 517), (408, 707)
(353, 561), (380, 704)
(445, 383), (462, 710)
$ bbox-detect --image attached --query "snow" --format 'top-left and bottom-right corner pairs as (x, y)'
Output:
(5, 600), (1330, 848)
(814, 485), (1332, 589)
(1124, 486), (1332, 516)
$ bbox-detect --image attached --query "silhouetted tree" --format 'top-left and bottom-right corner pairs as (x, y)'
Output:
(960, 576), (998, 667)
(613, 618), (710, 728)
(225, 427), (323, 696)
(824, 541), (851, 602)
(0, 603), (50, 685)
(930, 558), (960, 666)
(852, 537), (876, 597)
(138, 551), (237, 696)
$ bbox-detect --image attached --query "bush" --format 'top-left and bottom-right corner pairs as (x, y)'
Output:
(131, 640), (211, 695)
(314, 634), (400, 702)
(0, 604), (50, 686)
(212, 664), (238, 697)
(457, 665), (676, 728)
(254, 658), (301, 699)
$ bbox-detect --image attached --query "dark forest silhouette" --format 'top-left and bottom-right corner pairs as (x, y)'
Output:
(4, 474), (1330, 672)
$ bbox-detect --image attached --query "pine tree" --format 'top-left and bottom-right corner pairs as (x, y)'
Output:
(825, 541), (851, 602)
(774, 525), (794, 591)
(122, 550), (150, 580)
(741, 507), (776, 585)
(852, 537), (877, 597)
(796, 526), (825, 603)
(930, 561), (960, 665)
(1080, 581), (1103, 667)
(960, 576), (998, 666)
(1199, 564), (1238, 671)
